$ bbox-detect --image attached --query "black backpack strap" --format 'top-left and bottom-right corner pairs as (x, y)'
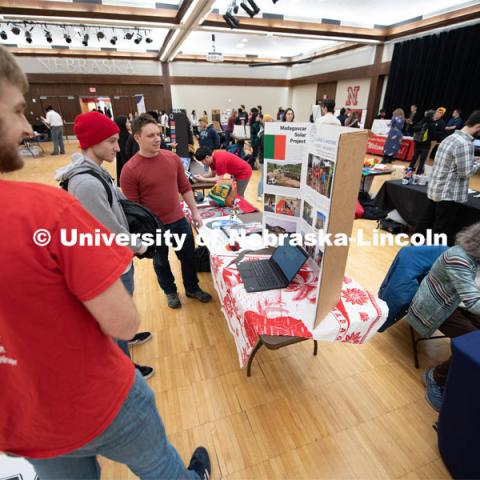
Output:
(62, 170), (113, 207)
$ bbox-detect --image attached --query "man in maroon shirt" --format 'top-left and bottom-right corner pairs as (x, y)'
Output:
(120, 114), (211, 309)
(194, 147), (252, 197)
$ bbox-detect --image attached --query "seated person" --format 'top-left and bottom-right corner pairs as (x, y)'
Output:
(407, 222), (480, 412)
(193, 146), (252, 197)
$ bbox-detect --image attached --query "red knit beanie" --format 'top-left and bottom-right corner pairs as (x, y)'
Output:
(74, 111), (120, 149)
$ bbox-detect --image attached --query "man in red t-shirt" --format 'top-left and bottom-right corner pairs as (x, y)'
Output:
(194, 146), (252, 197)
(120, 114), (212, 309)
(0, 46), (210, 480)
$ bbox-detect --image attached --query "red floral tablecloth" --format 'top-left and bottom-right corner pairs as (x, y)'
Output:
(211, 254), (388, 367)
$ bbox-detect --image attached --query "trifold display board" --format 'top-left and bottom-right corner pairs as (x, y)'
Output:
(262, 122), (368, 328)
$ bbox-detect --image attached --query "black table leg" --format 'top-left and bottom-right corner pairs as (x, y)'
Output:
(247, 338), (264, 377)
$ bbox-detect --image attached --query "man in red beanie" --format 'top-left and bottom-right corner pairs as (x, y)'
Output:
(0, 46), (211, 479)
(121, 114), (212, 309)
(56, 110), (154, 379)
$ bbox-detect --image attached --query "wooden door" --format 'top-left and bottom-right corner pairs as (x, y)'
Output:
(58, 96), (81, 136)
(112, 96), (133, 118)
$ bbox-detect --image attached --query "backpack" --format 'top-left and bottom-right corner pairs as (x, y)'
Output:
(208, 176), (237, 207)
(60, 170), (163, 258)
(194, 246), (211, 272)
(413, 121), (429, 143)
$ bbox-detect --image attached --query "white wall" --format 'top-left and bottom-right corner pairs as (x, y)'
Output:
(290, 45), (376, 79)
(335, 78), (371, 109)
(16, 56), (162, 75)
(171, 85), (289, 118)
(290, 83), (317, 122)
(170, 61), (287, 79)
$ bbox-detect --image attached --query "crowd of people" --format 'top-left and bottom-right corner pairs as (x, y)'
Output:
(2, 37), (480, 477)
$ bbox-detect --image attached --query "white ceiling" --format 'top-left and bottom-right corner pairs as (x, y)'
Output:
(42, 0), (183, 7)
(180, 30), (340, 59)
(213, 0), (477, 27)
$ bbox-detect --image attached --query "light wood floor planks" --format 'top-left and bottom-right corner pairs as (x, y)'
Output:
(7, 140), (473, 479)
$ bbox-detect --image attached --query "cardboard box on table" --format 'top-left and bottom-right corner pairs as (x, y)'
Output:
(313, 130), (367, 327)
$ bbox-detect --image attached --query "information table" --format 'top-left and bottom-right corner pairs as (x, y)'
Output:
(374, 179), (480, 229)
(210, 253), (387, 369)
(366, 134), (414, 161)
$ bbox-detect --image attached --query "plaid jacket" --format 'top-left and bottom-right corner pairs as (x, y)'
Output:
(427, 130), (478, 203)
(407, 246), (480, 337)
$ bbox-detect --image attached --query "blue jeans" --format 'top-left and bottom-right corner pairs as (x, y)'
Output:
(257, 170), (264, 196)
(26, 371), (198, 480)
(153, 217), (199, 295)
(117, 265), (135, 358)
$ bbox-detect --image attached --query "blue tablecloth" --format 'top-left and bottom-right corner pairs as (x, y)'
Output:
(438, 331), (480, 479)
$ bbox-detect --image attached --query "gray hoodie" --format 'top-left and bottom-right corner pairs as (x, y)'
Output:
(55, 153), (143, 254)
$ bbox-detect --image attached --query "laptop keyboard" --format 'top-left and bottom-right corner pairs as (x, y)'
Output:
(250, 261), (283, 287)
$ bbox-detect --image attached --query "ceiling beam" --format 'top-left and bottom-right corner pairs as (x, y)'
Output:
(202, 13), (386, 41)
(175, 0), (195, 24)
(161, 0), (217, 62)
(11, 48), (159, 60)
(0, 0), (178, 25)
(385, 4), (480, 40)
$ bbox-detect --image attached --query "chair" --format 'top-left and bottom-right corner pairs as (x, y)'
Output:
(378, 245), (448, 367)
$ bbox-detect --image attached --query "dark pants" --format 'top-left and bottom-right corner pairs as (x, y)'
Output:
(153, 217), (199, 295)
(434, 308), (480, 386)
(409, 142), (430, 174)
(415, 199), (461, 246)
(250, 144), (259, 167)
(116, 266), (135, 358)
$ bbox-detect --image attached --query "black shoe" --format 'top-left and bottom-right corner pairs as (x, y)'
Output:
(186, 288), (212, 303)
(135, 364), (154, 380)
(128, 331), (153, 347)
(166, 292), (181, 309)
(188, 447), (211, 480)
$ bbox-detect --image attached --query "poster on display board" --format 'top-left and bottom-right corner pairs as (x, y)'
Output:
(262, 121), (368, 328)
(262, 122), (309, 238)
(262, 122), (340, 274)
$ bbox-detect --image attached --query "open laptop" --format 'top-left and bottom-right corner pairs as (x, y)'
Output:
(238, 239), (309, 292)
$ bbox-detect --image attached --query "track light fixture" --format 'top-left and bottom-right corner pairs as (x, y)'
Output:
(82, 33), (89, 46)
(11, 25), (21, 35)
(96, 31), (104, 40)
(0, 31), (7, 40)
(240, 0), (260, 18)
(64, 32), (72, 43)
(25, 31), (32, 44)
(45, 30), (53, 43)
(124, 32), (133, 40)
(134, 32), (142, 44)
(110, 35), (117, 45)
(145, 36), (153, 44)
(272, 0), (279, 3)
(223, 10), (240, 29)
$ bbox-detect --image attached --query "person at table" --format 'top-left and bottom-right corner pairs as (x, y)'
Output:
(198, 116), (220, 150)
(381, 108), (405, 164)
(445, 108), (463, 135)
(121, 114), (212, 310)
(194, 146), (252, 197)
(345, 111), (360, 128)
(404, 104), (421, 136)
(415, 110), (480, 246)
(429, 107), (448, 159)
(409, 109), (435, 175)
(407, 222), (480, 411)
(41, 105), (65, 155)
(337, 107), (347, 126)
(376, 109), (387, 120)
(316, 99), (341, 126)
(284, 108), (295, 123)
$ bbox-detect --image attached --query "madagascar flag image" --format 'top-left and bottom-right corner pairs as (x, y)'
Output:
(264, 134), (287, 160)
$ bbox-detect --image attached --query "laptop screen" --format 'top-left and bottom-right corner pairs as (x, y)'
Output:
(272, 239), (308, 282)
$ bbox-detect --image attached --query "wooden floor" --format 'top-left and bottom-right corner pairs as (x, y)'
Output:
(9, 141), (476, 479)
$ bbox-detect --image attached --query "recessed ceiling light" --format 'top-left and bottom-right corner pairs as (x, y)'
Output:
(242, 38), (248, 42)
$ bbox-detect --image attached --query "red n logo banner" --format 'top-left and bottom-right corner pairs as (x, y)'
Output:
(345, 86), (360, 106)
